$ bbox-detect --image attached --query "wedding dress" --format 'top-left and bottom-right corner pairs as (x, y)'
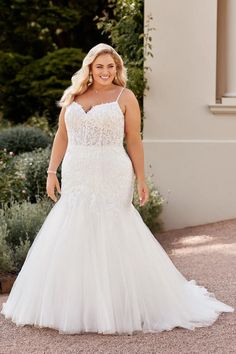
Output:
(1, 87), (234, 335)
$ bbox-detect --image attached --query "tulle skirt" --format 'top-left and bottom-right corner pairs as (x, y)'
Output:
(1, 192), (234, 335)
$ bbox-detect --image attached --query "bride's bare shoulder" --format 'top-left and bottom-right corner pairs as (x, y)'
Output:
(122, 87), (138, 102)
(121, 88), (139, 109)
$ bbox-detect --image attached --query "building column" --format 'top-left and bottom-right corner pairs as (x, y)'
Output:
(222, 0), (236, 104)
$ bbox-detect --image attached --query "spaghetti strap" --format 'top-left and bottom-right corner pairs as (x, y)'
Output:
(116, 87), (125, 102)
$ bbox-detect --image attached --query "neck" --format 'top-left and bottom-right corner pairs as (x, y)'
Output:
(90, 82), (114, 92)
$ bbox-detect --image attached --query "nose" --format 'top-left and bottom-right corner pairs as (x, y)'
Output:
(102, 70), (109, 75)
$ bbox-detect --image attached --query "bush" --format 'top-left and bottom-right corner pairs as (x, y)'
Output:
(0, 141), (58, 205)
(15, 146), (61, 203)
(0, 125), (52, 155)
(0, 148), (28, 205)
(133, 176), (165, 233)
(13, 237), (31, 273)
(0, 145), (60, 205)
(25, 113), (56, 137)
(0, 215), (15, 273)
(1, 197), (53, 250)
(0, 198), (53, 273)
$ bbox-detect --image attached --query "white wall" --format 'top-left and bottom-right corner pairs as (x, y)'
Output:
(144, 0), (236, 230)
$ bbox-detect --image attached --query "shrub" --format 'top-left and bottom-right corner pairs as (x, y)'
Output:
(133, 176), (165, 233)
(0, 144), (61, 205)
(0, 148), (28, 205)
(0, 144), (58, 205)
(1, 197), (53, 251)
(0, 216), (15, 273)
(0, 125), (52, 155)
(0, 197), (53, 273)
(25, 113), (56, 137)
(13, 237), (31, 273)
(15, 146), (61, 203)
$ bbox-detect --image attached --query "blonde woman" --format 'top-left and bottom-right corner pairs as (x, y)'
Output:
(1, 43), (233, 335)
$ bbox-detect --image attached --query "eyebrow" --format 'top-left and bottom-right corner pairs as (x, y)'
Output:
(95, 63), (115, 66)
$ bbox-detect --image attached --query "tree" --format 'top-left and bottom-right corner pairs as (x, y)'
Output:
(0, 0), (110, 126)
(1, 48), (85, 126)
(0, 0), (108, 58)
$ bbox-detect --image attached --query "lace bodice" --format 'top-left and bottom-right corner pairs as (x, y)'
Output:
(61, 86), (134, 206)
(65, 92), (125, 147)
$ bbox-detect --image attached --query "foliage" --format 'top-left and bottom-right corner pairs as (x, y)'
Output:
(14, 146), (61, 203)
(0, 145), (58, 205)
(0, 125), (52, 154)
(24, 114), (55, 136)
(0, 216), (15, 273)
(2, 48), (85, 127)
(143, 13), (155, 79)
(133, 176), (165, 233)
(13, 237), (31, 273)
(0, 51), (33, 84)
(0, 197), (53, 273)
(1, 197), (53, 250)
(0, 0), (108, 58)
(0, 149), (28, 205)
(0, 0), (109, 126)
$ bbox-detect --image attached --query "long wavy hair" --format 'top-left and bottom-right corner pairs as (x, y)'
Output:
(57, 43), (127, 108)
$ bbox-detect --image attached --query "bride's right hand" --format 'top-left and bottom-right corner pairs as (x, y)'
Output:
(46, 174), (61, 202)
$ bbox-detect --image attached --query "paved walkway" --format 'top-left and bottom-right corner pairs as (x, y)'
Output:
(0, 218), (235, 354)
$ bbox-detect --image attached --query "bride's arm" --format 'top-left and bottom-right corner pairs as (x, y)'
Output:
(123, 89), (149, 206)
(46, 108), (68, 202)
(47, 107), (68, 172)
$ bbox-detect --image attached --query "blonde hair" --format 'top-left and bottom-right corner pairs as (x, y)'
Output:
(57, 43), (127, 108)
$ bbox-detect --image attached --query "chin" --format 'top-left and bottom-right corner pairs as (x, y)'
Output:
(96, 77), (115, 85)
(101, 80), (113, 85)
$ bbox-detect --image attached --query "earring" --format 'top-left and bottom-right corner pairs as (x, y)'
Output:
(89, 73), (93, 83)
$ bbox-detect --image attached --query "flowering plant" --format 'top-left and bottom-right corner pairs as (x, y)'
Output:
(133, 174), (165, 233)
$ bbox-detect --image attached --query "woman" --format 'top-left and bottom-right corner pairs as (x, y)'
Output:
(1, 43), (234, 335)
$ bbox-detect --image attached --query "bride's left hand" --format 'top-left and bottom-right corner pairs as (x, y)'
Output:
(137, 180), (149, 206)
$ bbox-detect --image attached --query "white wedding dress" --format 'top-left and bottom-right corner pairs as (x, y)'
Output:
(1, 87), (234, 335)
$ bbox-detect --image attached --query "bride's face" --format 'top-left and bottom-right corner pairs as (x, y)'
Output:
(90, 53), (117, 86)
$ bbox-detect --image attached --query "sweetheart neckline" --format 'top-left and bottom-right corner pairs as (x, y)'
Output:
(72, 101), (124, 116)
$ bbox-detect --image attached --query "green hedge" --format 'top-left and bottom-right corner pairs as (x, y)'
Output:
(0, 125), (52, 154)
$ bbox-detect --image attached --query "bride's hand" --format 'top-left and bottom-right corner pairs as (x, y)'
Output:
(137, 179), (149, 206)
(46, 174), (61, 202)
